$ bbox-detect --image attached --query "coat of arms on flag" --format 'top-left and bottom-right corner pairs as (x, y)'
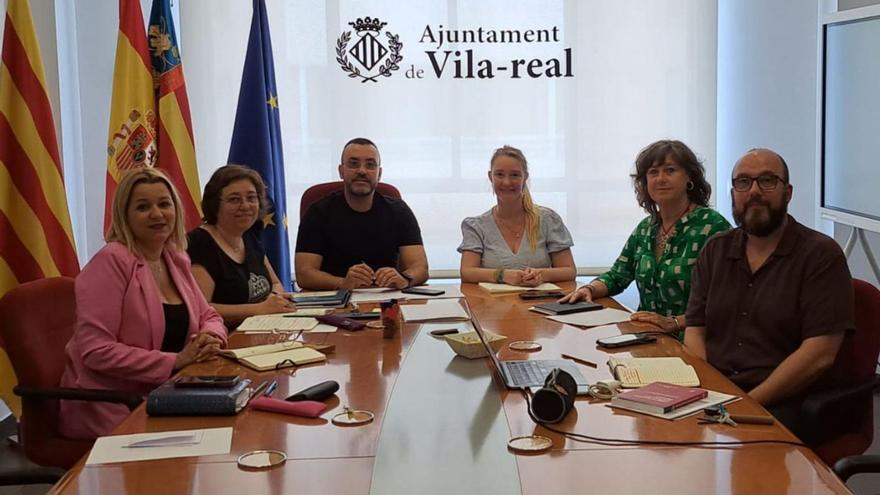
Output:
(107, 108), (157, 171)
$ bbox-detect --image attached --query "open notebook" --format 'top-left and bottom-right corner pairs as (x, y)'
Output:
(219, 342), (326, 371)
(236, 309), (331, 332)
(607, 357), (700, 388)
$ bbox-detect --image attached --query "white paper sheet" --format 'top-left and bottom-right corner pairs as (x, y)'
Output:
(307, 323), (338, 333)
(548, 308), (632, 327)
(477, 282), (561, 294)
(350, 285), (464, 304)
(608, 390), (740, 421)
(85, 427), (233, 465)
(401, 299), (470, 322)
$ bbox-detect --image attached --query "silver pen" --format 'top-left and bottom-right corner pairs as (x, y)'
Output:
(123, 434), (200, 448)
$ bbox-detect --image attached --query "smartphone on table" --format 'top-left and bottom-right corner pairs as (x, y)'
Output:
(401, 287), (445, 296)
(596, 333), (656, 349)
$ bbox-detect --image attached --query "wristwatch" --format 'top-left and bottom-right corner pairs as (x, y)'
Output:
(400, 271), (414, 288)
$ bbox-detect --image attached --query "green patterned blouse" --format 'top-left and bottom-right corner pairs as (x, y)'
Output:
(595, 206), (731, 340)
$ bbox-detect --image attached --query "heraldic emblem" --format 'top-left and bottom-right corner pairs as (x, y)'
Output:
(337, 17), (403, 83)
(108, 109), (158, 171)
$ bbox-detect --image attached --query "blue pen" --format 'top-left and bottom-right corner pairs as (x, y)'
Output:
(264, 380), (278, 397)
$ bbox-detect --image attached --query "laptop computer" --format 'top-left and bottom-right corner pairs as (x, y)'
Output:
(467, 303), (590, 395)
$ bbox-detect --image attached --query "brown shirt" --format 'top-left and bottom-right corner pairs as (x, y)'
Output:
(686, 215), (854, 390)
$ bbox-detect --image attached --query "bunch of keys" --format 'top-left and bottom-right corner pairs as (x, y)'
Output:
(697, 404), (775, 426)
(698, 404), (738, 426)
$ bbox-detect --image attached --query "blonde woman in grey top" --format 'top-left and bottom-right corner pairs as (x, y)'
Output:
(458, 145), (576, 286)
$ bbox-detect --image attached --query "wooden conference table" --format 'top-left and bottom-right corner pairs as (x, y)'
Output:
(50, 283), (852, 495)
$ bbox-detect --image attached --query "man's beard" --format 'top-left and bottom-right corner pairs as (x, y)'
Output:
(733, 197), (787, 237)
(346, 178), (375, 197)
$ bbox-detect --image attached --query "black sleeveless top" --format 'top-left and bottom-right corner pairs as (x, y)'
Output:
(187, 228), (272, 304)
(160, 303), (190, 352)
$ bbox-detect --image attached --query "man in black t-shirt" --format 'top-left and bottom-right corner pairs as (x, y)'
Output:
(295, 138), (429, 290)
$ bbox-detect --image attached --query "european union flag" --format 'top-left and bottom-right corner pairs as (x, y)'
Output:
(228, 0), (291, 290)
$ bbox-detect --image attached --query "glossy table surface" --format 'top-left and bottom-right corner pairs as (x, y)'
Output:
(50, 283), (852, 495)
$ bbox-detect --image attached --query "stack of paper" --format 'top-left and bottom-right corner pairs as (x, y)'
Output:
(547, 308), (631, 327)
(400, 300), (470, 322)
(478, 282), (561, 294)
(350, 285), (464, 304)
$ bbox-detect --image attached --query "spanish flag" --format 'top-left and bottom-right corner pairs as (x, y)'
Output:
(148, 0), (201, 229)
(0, 0), (80, 417)
(104, 0), (158, 231)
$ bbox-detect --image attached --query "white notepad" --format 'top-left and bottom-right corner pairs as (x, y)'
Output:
(548, 308), (631, 327)
(478, 282), (561, 294)
(400, 300), (469, 322)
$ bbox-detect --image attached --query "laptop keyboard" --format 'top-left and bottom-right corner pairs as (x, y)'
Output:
(505, 361), (549, 386)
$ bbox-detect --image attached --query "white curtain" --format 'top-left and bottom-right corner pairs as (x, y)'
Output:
(55, 0), (717, 273)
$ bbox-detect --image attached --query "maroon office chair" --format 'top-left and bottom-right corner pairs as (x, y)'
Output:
(0, 277), (141, 470)
(799, 278), (880, 467)
(299, 181), (402, 219)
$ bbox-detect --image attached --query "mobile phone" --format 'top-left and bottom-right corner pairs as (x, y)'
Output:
(429, 328), (459, 337)
(174, 375), (240, 388)
(401, 287), (445, 296)
(596, 333), (656, 349)
(519, 290), (565, 300)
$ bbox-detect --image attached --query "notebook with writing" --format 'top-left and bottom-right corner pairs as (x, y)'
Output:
(219, 342), (327, 371)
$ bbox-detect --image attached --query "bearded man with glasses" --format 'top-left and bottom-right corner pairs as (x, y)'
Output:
(684, 148), (854, 439)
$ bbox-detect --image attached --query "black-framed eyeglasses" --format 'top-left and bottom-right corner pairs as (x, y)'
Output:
(731, 174), (786, 192)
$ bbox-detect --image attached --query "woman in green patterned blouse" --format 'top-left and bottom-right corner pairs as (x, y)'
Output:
(560, 140), (730, 340)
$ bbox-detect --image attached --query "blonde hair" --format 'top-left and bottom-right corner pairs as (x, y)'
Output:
(490, 145), (540, 252)
(106, 167), (187, 254)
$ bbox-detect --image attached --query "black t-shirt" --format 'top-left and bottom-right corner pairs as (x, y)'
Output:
(187, 227), (272, 304)
(295, 191), (423, 277)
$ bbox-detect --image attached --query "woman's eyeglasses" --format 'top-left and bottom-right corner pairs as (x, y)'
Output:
(222, 195), (259, 206)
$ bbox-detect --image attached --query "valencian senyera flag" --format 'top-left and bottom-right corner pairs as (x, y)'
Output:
(105, 0), (157, 231)
(148, 0), (201, 230)
(228, 0), (292, 290)
(0, 0), (80, 417)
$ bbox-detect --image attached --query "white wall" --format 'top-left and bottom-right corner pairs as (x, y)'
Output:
(716, 0), (821, 227)
(718, 0), (880, 285)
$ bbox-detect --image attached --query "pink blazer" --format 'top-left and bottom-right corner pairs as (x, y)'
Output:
(60, 242), (227, 439)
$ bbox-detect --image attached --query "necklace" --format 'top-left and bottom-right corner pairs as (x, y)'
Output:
(210, 225), (244, 253)
(655, 203), (693, 255)
(493, 208), (525, 238)
(147, 258), (164, 276)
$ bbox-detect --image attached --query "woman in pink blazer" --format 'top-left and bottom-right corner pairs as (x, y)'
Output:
(60, 168), (227, 440)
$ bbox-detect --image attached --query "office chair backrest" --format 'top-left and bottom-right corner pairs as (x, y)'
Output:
(299, 181), (402, 220)
(829, 278), (880, 385)
(812, 278), (880, 465)
(0, 277), (91, 468)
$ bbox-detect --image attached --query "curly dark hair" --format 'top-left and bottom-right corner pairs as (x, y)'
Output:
(631, 140), (711, 222)
(201, 164), (268, 225)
